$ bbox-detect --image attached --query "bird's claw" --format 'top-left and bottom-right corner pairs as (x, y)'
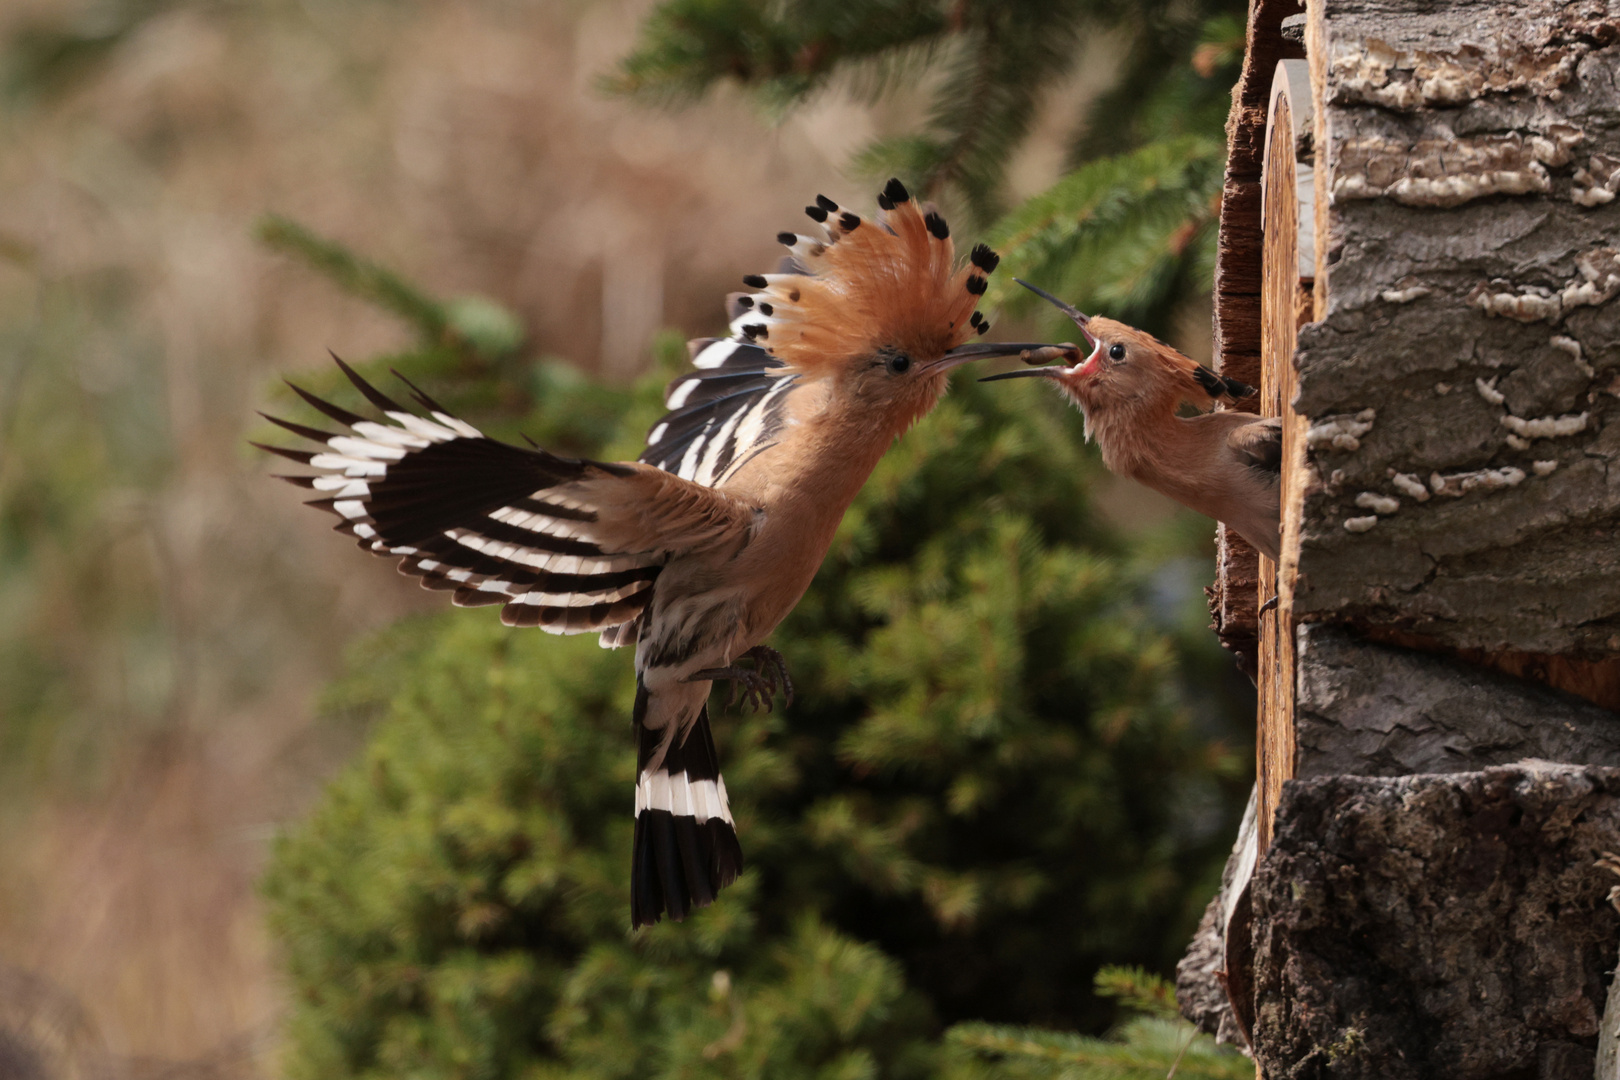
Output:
(745, 645), (794, 708)
(689, 646), (794, 714)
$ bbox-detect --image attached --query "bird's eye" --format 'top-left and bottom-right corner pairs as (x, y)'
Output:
(886, 353), (912, 375)
(1108, 343), (1126, 362)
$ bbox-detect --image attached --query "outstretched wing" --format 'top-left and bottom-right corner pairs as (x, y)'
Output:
(640, 337), (797, 488)
(259, 361), (757, 636)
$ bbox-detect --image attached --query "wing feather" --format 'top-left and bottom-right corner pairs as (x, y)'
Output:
(1228, 417), (1283, 479)
(263, 362), (757, 635)
(640, 340), (796, 488)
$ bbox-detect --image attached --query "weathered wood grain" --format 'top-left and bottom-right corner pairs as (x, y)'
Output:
(1210, 0), (1306, 664)
(1256, 64), (1313, 854)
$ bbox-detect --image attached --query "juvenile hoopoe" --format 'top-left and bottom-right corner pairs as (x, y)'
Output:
(984, 281), (1281, 559)
(258, 179), (1046, 928)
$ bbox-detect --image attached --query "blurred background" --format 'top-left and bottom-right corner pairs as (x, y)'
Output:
(0, 1), (1253, 1077)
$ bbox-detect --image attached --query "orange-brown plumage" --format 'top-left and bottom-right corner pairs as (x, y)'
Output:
(744, 196), (984, 379)
(985, 284), (1281, 559)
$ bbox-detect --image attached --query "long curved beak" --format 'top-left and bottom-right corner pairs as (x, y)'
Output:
(928, 340), (1062, 373)
(979, 366), (1069, 383)
(1015, 279), (1097, 350)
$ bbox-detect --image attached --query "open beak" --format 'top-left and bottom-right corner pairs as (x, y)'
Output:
(1015, 279), (1098, 351)
(928, 339), (1062, 373)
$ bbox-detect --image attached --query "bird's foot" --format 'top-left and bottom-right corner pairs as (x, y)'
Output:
(743, 646), (794, 708)
(689, 646), (794, 713)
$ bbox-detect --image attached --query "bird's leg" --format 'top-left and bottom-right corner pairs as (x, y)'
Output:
(688, 646), (794, 713)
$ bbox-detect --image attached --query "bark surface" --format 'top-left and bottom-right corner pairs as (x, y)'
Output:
(1295, 625), (1620, 775)
(1179, 628), (1620, 1044)
(1183, 0), (1620, 1054)
(1293, 0), (1620, 657)
(1251, 763), (1620, 1079)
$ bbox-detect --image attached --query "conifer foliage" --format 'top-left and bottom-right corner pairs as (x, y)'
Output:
(609, 0), (1246, 336)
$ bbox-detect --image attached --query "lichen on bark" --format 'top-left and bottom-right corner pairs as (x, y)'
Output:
(1292, 0), (1620, 657)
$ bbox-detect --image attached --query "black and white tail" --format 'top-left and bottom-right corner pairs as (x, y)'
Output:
(630, 682), (743, 928)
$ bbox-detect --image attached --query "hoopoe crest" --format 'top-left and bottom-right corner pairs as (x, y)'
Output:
(747, 187), (992, 373)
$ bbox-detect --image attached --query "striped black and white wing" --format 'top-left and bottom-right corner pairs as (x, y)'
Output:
(260, 361), (667, 635)
(640, 338), (798, 488)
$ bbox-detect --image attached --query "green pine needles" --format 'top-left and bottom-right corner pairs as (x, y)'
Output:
(949, 967), (1250, 1078)
(984, 137), (1226, 338)
(608, 0), (1245, 337)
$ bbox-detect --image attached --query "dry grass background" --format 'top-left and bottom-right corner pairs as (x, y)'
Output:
(0, 3), (1135, 1076)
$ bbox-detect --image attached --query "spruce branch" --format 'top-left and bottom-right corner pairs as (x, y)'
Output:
(946, 1017), (1251, 1079)
(1093, 965), (1178, 1019)
(983, 136), (1223, 332)
(602, 0), (947, 105)
(257, 214), (449, 341)
(255, 214), (524, 362)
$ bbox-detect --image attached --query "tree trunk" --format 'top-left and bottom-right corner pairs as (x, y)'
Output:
(1293, 0), (1620, 677)
(1253, 763), (1620, 1079)
(1187, 0), (1620, 1068)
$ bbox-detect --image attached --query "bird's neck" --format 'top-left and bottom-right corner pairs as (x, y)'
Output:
(1089, 395), (1183, 478)
(1096, 405), (1256, 514)
(724, 380), (915, 518)
(787, 400), (904, 509)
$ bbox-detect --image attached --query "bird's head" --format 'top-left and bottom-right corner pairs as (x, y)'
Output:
(727, 180), (1050, 434)
(981, 280), (1256, 440)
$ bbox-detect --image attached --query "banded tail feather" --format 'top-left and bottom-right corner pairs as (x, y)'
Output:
(630, 681), (742, 928)
(260, 359), (666, 636)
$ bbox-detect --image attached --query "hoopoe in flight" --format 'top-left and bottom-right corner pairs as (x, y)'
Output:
(258, 179), (1047, 928)
(984, 280), (1281, 559)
